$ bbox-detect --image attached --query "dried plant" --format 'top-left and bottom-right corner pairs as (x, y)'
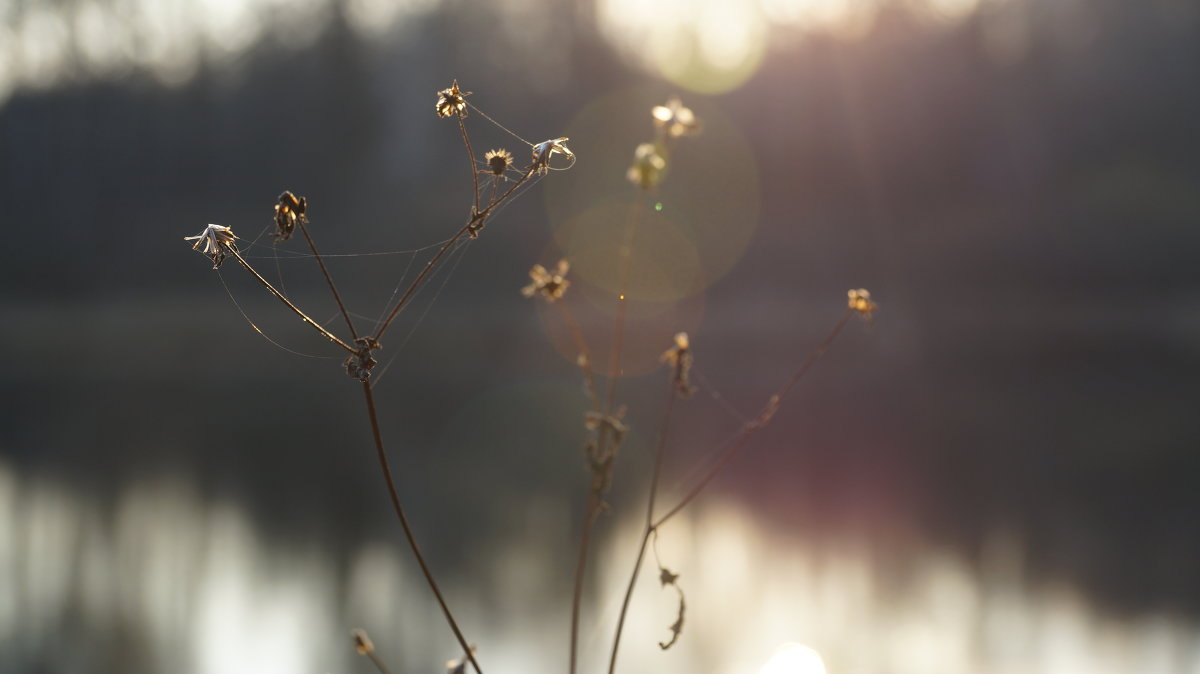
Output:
(185, 85), (876, 674)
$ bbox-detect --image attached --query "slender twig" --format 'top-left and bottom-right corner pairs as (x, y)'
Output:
(556, 299), (601, 413)
(366, 651), (394, 674)
(603, 199), (642, 413)
(360, 381), (483, 674)
(489, 174), (500, 208)
(296, 218), (359, 340)
(569, 491), (600, 674)
(459, 115), (481, 214)
(608, 381), (679, 674)
(374, 166), (535, 342)
(569, 196), (643, 674)
(227, 247), (355, 353)
(652, 309), (855, 530)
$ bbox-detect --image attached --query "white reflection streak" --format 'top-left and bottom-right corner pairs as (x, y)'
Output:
(194, 504), (335, 674)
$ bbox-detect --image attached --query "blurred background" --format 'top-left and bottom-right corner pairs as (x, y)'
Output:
(2, 0), (1199, 672)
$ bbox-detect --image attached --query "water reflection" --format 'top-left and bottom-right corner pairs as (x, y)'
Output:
(3, 459), (1197, 674)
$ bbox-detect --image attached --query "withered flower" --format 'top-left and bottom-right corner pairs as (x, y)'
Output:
(626, 142), (667, 190)
(652, 97), (699, 139)
(656, 566), (686, 650)
(351, 628), (374, 655)
(185, 224), (238, 269)
(485, 148), (513, 176)
(659, 593), (686, 650)
(659, 567), (680, 587)
(660, 332), (694, 397)
(435, 80), (470, 118)
(531, 137), (575, 174)
(272, 190), (307, 242)
(344, 336), (381, 382)
(521, 259), (570, 302)
(848, 288), (878, 320)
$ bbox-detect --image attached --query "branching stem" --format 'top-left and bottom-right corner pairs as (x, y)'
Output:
(651, 309), (855, 530)
(608, 381), (679, 674)
(374, 166), (535, 342)
(227, 247), (354, 353)
(297, 218), (359, 340)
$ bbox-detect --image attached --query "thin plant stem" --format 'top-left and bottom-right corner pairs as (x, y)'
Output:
(360, 381), (483, 674)
(374, 166), (535, 342)
(569, 195), (645, 674)
(608, 381), (679, 674)
(296, 218), (359, 340)
(459, 115), (480, 214)
(569, 492), (600, 674)
(645, 386), (678, 532)
(556, 299), (600, 413)
(608, 530), (650, 674)
(651, 309), (855, 530)
(227, 246), (354, 353)
(366, 652), (394, 674)
(603, 199), (642, 413)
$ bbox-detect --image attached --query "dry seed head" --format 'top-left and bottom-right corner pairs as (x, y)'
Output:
(485, 148), (513, 176)
(344, 336), (382, 382)
(654, 563), (686, 651)
(626, 142), (667, 189)
(652, 97), (700, 139)
(351, 628), (374, 655)
(272, 190), (307, 242)
(521, 259), (571, 302)
(659, 567), (680, 587)
(435, 80), (470, 118)
(184, 223), (238, 269)
(660, 331), (695, 397)
(531, 137), (575, 174)
(848, 288), (878, 320)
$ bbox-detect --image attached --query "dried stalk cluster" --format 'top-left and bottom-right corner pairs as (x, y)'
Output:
(185, 83), (875, 674)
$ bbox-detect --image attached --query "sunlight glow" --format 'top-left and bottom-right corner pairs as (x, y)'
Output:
(595, 0), (1005, 92)
(0, 0), (1005, 107)
(759, 643), (827, 674)
(0, 0), (425, 106)
(597, 0), (766, 94)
